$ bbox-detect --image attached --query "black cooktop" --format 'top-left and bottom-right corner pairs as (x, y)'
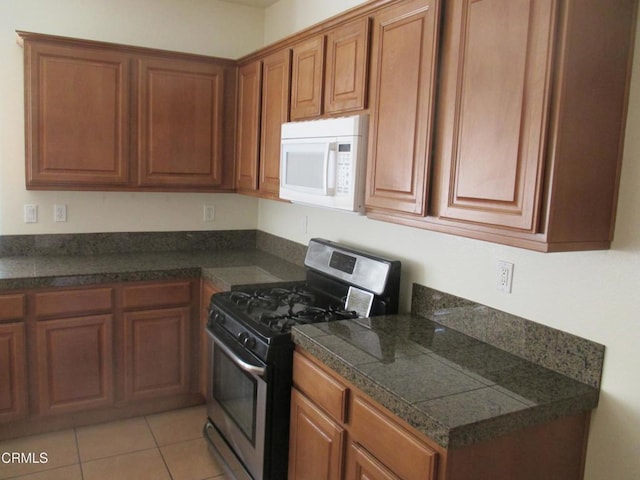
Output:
(214, 283), (357, 334)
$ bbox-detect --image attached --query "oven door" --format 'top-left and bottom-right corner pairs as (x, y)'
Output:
(205, 325), (267, 480)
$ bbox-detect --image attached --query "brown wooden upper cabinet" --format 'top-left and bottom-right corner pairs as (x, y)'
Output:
(236, 60), (263, 193)
(365, 0), (440, 215)
(22, 38), (132, 188)
(236, 49), (291, 198)
(20, 32), (235, 192)
(366, 0), (638, 252)
(136, 56), (226, 188)
(290, 18), (370, 121)
(290, 36), (325, 120)
(325, 18), (370, 115)
(260, 49), (292, 197)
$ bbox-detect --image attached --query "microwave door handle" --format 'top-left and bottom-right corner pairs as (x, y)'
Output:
(326, 143), (337, 195)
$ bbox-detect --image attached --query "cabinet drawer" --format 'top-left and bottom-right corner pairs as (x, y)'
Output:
(0, 294), (25, 322)
(350, 395), (437, 480)
(293, 351), (348, 423)
(123, 281), (192, 310)
(34, 288), (113, 319)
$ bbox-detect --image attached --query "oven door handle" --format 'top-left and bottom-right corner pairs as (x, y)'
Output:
(206, 326), (266, 377)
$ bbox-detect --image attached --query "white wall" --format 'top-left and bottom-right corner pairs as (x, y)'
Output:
(260, 1), (640, 479)
(0, 0), (265, 235)
(263, 0), (367, 44)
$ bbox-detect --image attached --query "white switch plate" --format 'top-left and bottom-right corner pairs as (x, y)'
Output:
(24, 204), (37, 223)
(54, 204), (67, 222)
(497, 261), (514, 293)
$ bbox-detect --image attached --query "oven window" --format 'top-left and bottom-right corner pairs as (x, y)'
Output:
(212, 348), (257, 444)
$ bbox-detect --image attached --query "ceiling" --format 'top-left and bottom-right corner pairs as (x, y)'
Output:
(219, 0), (279, 7)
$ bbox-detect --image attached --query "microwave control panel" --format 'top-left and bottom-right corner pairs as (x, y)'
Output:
(336, 143), (353, 195)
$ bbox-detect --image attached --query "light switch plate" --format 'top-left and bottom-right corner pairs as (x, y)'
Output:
(24, 204), (37, 223)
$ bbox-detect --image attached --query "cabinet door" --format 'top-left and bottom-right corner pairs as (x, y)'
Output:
(432, 0), (555, 230)
(0, 323), (28, 423)
(288, 388), (345, 480)
(23, 40), (131, 188)
(291, 36), (325, 120)
(260, 49), (291, 197)
(123, 307), (191, 401)
(236, 60), (263, 193)
(366, 0), (440, 215)
(137, 56), (225, 188)
(36, 315), (114, 415)
(346, 442), (400, 480)
(325, 18), (370, 114)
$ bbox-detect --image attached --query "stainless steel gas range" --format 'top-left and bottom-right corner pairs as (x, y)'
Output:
(203, 238), (401, 480)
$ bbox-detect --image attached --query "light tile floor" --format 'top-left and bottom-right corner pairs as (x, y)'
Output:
(0, 405), (228, 480)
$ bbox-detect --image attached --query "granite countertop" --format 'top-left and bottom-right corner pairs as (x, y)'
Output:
(291, 314), (599, 450)
(0, 249), (306, 291)
(0, 233), (599, 452)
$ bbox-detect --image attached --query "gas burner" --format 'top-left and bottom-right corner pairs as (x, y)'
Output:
(229, 291), (252, 306)
(258, 312), (293, 333)
(293, 305), (358, 324)
(288, 287), (316, 306)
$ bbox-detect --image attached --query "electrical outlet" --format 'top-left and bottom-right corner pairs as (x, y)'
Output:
(24, 204), (37, 223)
(497, 261), (514, 293)
(203, 205), (215, 222)
(54, 204), (67, 222)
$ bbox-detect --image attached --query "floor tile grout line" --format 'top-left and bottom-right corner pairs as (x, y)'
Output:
(73, 427), (84, 480)
(143, 414), (160, 449)
(79, 445), (162, 466)
(144, 414), (174, 480)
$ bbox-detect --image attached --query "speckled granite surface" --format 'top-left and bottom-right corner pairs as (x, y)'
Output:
(291, 314), (599, 449)
(0, 231), (305, 291)
(0, 230), (257, 257)
(411, 285), (605, 388)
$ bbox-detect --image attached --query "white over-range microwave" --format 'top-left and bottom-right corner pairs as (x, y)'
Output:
(280, 114), (368, 213)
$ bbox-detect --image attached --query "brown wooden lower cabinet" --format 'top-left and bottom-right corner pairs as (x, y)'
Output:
(0, 322), (28, 423)
(346, 442), (400, 480)
(291, 348), (591, 480)
(35, 315), (114, 416)
(290, 350), (433, 480)
(0, 279), (204, 441)
(123, 306), (191, 401)
(289, 387), (345, 480)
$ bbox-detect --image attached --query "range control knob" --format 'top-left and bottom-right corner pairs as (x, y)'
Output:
(213, 311), (225, 324)
(237, 331), (256, 349)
